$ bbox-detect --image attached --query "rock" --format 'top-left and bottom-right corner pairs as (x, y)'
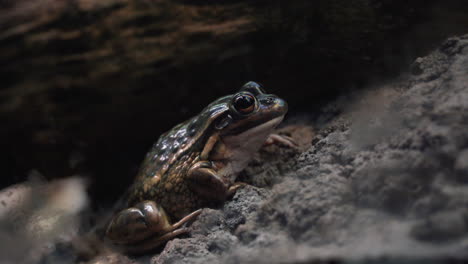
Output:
(0, 177), (89, 264)
(454, 149), (468, 176)
(411, 210), (468, 242)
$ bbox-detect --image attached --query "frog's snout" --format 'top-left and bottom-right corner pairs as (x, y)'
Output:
(260, 95), (288, 117)
(273, 96), (288, 115)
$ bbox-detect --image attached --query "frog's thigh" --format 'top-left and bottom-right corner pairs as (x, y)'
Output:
(188, 161), (229, 201)
(106, 201), (171, 244)
(106, 201), (200, 246)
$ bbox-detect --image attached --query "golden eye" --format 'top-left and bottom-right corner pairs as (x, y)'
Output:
(233, 93), (256, 114)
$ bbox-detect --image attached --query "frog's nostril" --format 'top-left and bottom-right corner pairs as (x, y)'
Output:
(264, 97), (275, 105)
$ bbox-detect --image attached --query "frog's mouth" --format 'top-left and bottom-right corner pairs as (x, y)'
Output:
(242, 115), (284, 136)
(221, 115), (284, 143)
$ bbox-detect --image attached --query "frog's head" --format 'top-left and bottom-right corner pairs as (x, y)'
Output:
(215, 81), (287, 137)
(206, 81), (288, 177)
(139, 82), (287, 178)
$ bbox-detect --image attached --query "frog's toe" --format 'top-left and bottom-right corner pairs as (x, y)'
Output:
(227, 182), (247, 198)
(264, 133), (298, 148)
(172, 209), (202, 229)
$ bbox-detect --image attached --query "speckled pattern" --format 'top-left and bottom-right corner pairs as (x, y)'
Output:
(140, 96), (231, 180)
(127, 151), (209, 220)
(124, 96), (231, 220)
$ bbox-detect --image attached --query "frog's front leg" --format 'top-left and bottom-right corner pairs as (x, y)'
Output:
(188, 161), (238, 201)
(105, 200), (201, 253)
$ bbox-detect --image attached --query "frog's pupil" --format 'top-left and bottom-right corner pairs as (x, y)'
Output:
(235, 95), (254, 110)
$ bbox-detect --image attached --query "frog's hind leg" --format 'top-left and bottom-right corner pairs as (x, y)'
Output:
(105, 201), (201, 253)
(120, 209), (202, 254)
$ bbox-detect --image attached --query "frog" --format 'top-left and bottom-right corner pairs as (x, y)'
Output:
(105, 81), (293, 253)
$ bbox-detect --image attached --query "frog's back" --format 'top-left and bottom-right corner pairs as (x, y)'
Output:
(124, 96), (231, 217)
(137, 96), (230, 180)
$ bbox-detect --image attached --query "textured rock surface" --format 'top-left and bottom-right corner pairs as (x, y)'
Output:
(128, 35), (468, 263)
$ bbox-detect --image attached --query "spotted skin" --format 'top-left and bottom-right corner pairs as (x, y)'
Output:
(127, 97), (232, 219)
(128, 151), (209, 220)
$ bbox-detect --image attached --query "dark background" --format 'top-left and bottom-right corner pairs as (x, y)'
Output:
(1, 0), (467, 206)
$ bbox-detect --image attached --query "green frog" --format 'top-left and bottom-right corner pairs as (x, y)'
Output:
(105, 82), (293, 253)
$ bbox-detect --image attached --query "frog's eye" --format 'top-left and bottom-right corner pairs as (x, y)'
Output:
(232, 93), (256, 115)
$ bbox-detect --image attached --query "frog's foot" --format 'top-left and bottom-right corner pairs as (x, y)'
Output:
(264, 133), (298, 148)
(227, 182), (247, 198)
(188, 161), (230, 201)
(105, 201), (201, 253)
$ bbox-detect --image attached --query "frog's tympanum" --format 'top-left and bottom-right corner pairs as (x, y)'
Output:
(105, 82), (291, 253)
